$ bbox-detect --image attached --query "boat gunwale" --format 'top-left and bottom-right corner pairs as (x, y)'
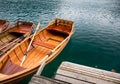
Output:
(0, 34), (72, 82)
(0, 18), (74, 83)
(0, 21), (35, 58)
(0, 25), (47, 63)
(8, 21), (35, 34)
(0, 19), (9, 32)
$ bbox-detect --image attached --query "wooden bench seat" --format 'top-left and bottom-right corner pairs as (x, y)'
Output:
(33, 40), (55, 49)
(9, 25), (32, 34)
(47, 25), (71, 36)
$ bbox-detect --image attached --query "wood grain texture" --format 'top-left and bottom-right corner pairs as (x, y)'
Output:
(0, 18), (74, 83)
(55, 62), (120, 84)
(0, 19), (9, 33)
(0, 21), (34, 58)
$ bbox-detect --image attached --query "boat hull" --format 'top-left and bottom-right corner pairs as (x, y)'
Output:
(0, 18), (74, 84)
(0, 19), (9, 33)
(0, 21), (34, 58)
(0, 35), (71, 84)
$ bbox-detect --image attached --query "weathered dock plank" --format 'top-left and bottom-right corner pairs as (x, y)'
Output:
(55, 61), (120, 84)
(29, 75), (69, 84)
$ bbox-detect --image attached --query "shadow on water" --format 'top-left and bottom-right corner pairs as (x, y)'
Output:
(41, 39), (74, 78)
(0, 0), (120, 83)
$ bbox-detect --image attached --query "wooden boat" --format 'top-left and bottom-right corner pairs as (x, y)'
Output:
(0, 18), (74, 83)
(0, 19), (9, 33)
(0, 21), (34, 58)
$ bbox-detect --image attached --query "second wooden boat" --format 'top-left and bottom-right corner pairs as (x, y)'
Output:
(0, 18), (74, 83)
(0, 19), (9, 33)
(0, 21), (34, 58)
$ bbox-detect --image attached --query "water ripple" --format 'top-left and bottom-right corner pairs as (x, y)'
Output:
(0, 0), (120, 82)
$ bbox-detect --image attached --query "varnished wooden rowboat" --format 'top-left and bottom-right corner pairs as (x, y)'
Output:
(0, 18), (74, 83)
(0, 21), (34, 58)
(0, 19), (9, 33)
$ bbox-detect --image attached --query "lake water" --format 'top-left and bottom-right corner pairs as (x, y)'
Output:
(0, 0), (120, 83)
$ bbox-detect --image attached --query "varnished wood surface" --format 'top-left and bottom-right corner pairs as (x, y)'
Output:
(0, 21), (34, 58)
(0, 19), (9, 33)
(0, 18), (74, 84)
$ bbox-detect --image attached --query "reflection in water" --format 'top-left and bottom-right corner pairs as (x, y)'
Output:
(0, 0), (120, 83)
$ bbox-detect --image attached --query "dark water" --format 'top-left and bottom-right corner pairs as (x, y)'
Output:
(0, 0), (120, 83)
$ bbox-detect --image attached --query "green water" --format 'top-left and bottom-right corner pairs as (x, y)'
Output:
(0, 0), (120, 83)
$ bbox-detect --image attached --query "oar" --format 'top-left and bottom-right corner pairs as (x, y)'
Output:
(0, 33), (28, 51)
(20, 22), (40, 66)
(36, 36), (69, 75)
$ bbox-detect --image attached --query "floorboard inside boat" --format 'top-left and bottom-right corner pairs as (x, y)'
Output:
(23, 46), (50, 68)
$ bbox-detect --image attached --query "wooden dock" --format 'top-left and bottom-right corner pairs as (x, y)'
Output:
(29, 61), (120, 84)
(55, 61), (120, 84)
(29, 75), (69, 84)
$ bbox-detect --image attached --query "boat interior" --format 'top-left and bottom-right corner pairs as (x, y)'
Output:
(0, 21), (34, 57)
(9, 21), (34, 34)
(0, 19), (9, 33)
(0, 19), (73, 77)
